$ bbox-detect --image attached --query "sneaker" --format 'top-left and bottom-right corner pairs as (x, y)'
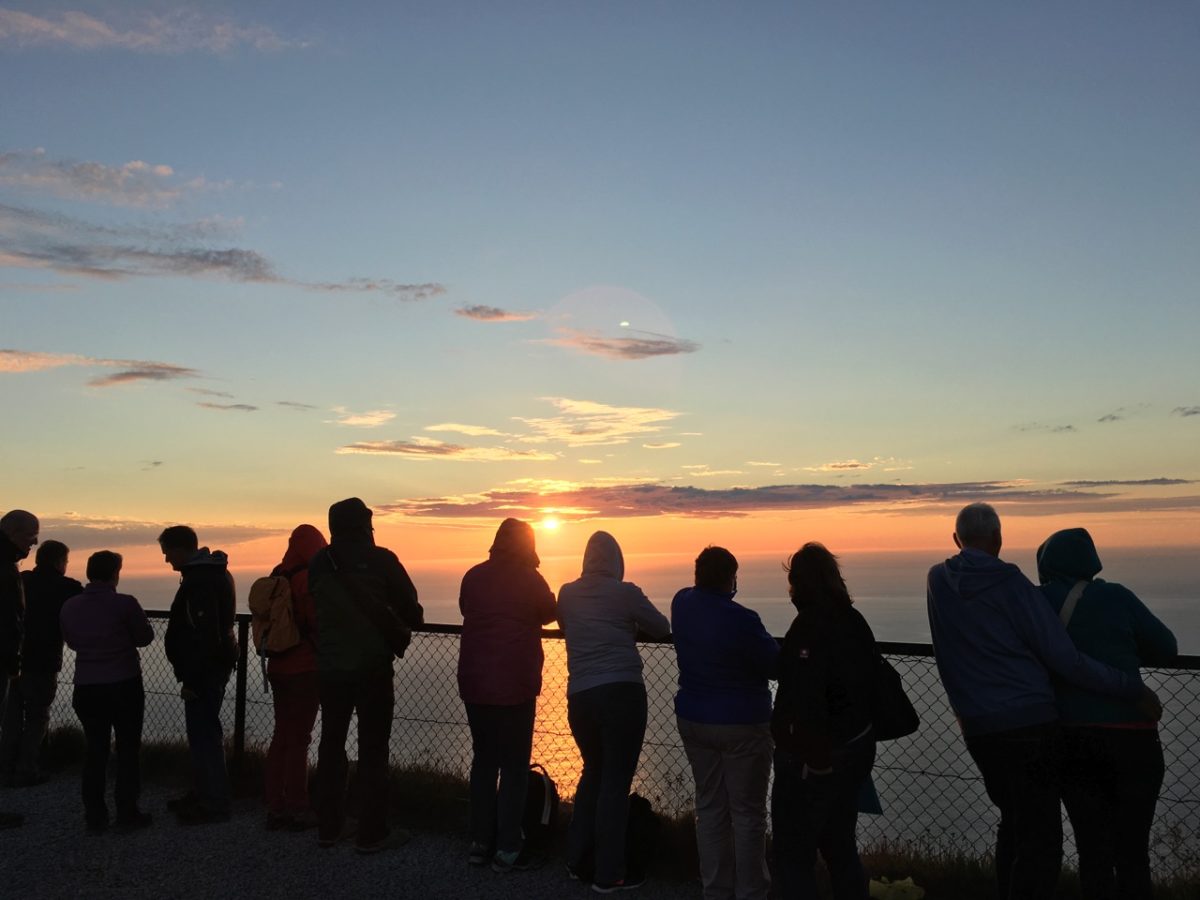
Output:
(175, 804), (231, 826)
(0, 811), (24, 830)
(591, 876), (644, 894)
(468, 842), (490, 866)
(355, 827), (412, 854)
(114, 811), (153, 833)
(491, 848), (531, 873)
(166, 791), (198, 813)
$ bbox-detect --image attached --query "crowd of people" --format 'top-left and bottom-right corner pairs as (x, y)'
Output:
(0, 500), (1180, 899)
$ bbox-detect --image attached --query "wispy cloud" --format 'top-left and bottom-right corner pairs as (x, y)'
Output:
(1015, 422), (1078, 434)
(514, 397), (681, 447)
(89, 363), (197, 387)
(543, 328), (699, 360)
(188, 387), (234, 399)
(0, 149), (221, 208)
(330, 407), (395, 428)
(455, 304), (537, 322)
(803, 456), (911, 474)
(197, 401), (257, 412)
(37, 512), (280, 551)
(747, 461), (782, 467)
(805, 459), (872, 472)
(643, 442), (681, 450)
(1058, 478), (1194, 487)
(0, 8), (306, 54)
(425, 423), (511, 437)
(1, 348), (198, 386)
(336, 437), (556, 462)
(140, 460), (163, 471)
(277, 400), (318, 410)
(1172, 406), (1200, 418)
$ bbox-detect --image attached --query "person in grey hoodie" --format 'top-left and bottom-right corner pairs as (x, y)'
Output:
(927, 503), (1159, 900)
(557, 531), (670, 893)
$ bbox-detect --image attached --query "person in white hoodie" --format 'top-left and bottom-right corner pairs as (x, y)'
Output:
(557, 531), (671, 894)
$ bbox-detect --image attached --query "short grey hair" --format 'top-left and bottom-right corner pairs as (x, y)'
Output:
(955, 502), (1001, 544)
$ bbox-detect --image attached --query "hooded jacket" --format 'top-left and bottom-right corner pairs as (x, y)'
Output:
(1037, 528), (1177, 726)
(457, 519), (557, 706)
(20, 565), (83, 673)
(927, 547), (1144, 737)
(0, 534), (25, 678)
(556, 531), (671, 696)
(267, 524), (328, 677)
(164, 548), (238, 688)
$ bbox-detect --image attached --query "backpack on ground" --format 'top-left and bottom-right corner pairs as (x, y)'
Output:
(247, 571), (302, 658)
(523, 762), (559, 856)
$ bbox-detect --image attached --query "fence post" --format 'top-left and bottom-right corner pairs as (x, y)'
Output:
(232, 616), (250, 773)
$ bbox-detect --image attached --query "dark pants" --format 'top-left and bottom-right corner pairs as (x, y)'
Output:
(316, 669), (394, 846)
(966, 723), (1063, 900)
(183, 675), (231, 814)
(266, 670), (320, 815)
(0, 670), (58, 781)
(1062, 727), (1163, 900)
(772, 737), (876, 899)
(464, 699), (536, 853)
(72, 677), (145, 825)
(566, 682), (648, 884)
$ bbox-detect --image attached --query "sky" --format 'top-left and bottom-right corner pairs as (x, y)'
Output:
(2, 2), (1198, 583)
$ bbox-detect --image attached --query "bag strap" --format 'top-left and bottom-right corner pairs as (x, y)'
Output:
(1059, 580), (1088, 627)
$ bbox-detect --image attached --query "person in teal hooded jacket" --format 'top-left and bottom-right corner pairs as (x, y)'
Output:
(1037, 528), (1176, 900)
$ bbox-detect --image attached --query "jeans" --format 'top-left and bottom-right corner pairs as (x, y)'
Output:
(772, 737), (876, 899)
(966, 723), (1063, 900)
(464, 699), (536, 853)
(72, 677), (145, 824)
(316, 669), (394, 846)
(0, 670), (58, 781)
(183, 674), (231, 814)
(266, 670), (320, 815)
(1061, 726), (1164, 900)
(567, 682), (648, 883)
(678, 717), (773, 900)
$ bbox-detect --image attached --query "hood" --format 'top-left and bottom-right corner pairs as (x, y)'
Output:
(181, 547), (229, 569)
(280, 524), (327, 571)
(1036, 528), (1102, 584)
(940, 548), (1022, 600)
(488, 518), (539, 568)
(328, 497), (373, 543)
(581, 530), (624, 579)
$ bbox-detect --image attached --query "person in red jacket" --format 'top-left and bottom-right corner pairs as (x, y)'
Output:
(264, 524), (328, 830)
(457, 518), (556, 871)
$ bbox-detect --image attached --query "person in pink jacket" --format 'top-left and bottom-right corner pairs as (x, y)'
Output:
(457, 518), (556, 871)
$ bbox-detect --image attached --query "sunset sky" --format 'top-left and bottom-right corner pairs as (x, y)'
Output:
(2, 3), (1198, 579)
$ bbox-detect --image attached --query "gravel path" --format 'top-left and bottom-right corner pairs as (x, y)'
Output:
(0, 772), (703, 899)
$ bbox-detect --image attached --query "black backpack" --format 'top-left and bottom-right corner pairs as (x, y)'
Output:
(523, 763), (559, 855)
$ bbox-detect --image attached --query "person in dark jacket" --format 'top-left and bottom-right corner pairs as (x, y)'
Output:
(927, 503), (1159, 900)
(0, 539), (80, 786)
(263, 524), (327, 831)
(672, 546), (780, 900)
(160, 524), (238, 825)
(60, 551), (154, 833)
(309, 498), (422, 854)
(771, 543), (877, 900)
(457, 518), (556, 872)
(0, 508), (39, 830)
(1037, 528), (1178, 900)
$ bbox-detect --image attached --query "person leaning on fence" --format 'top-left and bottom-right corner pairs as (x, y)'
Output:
(457, 517), (557, 872)
(1036, 527), (1177, 900)
(671, 545), (780, 900)
(60, 551), (154, 833)
(308, 498), (423, 854)
(770, 543), (877, 900)
(556, 530), (671, 893)
(0, 539), (80, 787)
(159, 524), (239, 826)
(262, 523), (328, 832)
(926, 502), (1161, 900)
(0, 508), (40, 829)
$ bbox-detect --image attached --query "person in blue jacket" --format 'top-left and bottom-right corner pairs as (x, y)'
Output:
(1037, 527), (1177, 900)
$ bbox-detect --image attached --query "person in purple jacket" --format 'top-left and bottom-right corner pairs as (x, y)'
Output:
(672, 546), (780, 900)
(60, 550), (154, 833)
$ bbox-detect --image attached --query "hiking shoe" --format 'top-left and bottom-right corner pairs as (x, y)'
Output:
(0, 811), (24, 830)
(114, 811), (153, 833)
(592, 876), (644, 893)
(175, 804), (231, 826)
(355, 827), (412, 854)
(468, 842), (490, 866)
(166, 791), (198, 813)
(491, 848), (531, 873)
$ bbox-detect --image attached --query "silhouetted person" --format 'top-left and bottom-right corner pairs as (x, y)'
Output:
(309, 498), (422, 853)
(0, 539), (80, 787)
(457, 518), (556, 871)
(557, 530), (670, 891)
(927, 502), (1159, 900)
(160, 524), (237, 825)
(0, 509), (39, 829)
(60, 551), (154, 833)
(672, 546), (779, 900)
(1037, 528), (1177, 900)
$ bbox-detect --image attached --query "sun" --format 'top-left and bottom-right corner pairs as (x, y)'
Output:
(540, 516), (561, 531)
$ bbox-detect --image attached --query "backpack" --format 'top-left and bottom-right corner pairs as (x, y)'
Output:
(522, 763), (559, 856)
(247, 569), (302, 658)
(871, 654), (919, 741)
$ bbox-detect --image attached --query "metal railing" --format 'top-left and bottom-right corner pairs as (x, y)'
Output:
(48, 613), (1200, 881)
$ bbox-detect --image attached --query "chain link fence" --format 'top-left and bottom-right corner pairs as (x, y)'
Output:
(48, 615), (1199, 881)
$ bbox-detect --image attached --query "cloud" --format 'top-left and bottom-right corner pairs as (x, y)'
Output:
(2, 149), (185, 207)
(197, 401), (258, 412)
(336, 437), (557, 462)
(543, 328), (700, 360)
(0, 8), (305, 53)
(805, 459), (872, 472)
(276, 400), (318, 410)
(1097, 413), (1122, 423)
(1, 348), (198, 386)
(1172, 406), (1200, 417)
(643, 442), (681, 450)
(36, 512), (281, 551)
(1015, 422), (1078, 434)
(455, 305), (537, 322)
(330, 407), (395, 428)
(188, 387), (234, 399)
(1058, 478), (1194, 487)
(141, 460), (163, 471)
(747, 461), (782, 467)
(425, 423), (511, 437)
(514, 397), (681, 447)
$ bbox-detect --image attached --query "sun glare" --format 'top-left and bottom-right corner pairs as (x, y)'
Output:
(540, 516), (561, 531)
